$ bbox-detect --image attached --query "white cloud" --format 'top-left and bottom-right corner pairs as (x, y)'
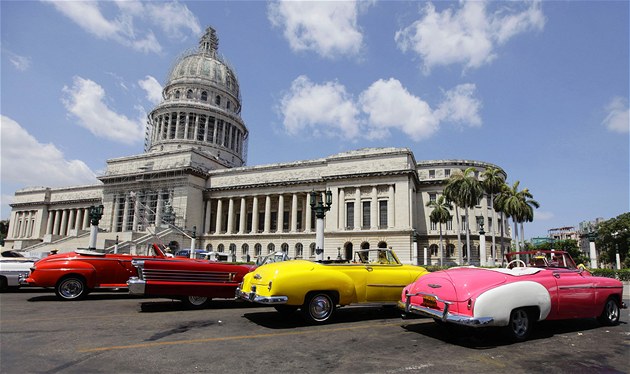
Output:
(602, 97), (629, 134)
(278, 76), (482, 141)
(45, 0), (201, 54)
(268, 0), (368, 59)
(279, 75), (360, 138)
(138, 75), (163, 105)
(5, 50), (31, 71)
(0, 115), (98, 187)
(395, 0), (545, 74)
(534, 210), (554, 221)
(359, 78), (438, 141)
(61, 76), (145, 144)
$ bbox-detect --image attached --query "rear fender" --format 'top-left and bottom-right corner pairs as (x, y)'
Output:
(474, 281), (551, 326)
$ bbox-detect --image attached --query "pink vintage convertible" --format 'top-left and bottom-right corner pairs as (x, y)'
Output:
(400, 250), (626, 341)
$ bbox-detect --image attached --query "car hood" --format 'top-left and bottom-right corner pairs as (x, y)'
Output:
(406, 267), (511, 302)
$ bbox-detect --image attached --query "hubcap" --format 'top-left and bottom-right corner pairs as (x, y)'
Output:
(60, 279), (83, 299)
(310, 295), (332, 321)
(606, 300), (619, 322)
(511, 310), (529, 337)
(189, 296), (208, 306)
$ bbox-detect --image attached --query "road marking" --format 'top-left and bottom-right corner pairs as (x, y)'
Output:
(78, 322), (404, 353)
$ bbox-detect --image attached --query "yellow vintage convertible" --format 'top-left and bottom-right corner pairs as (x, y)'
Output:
(236, 249), (428, 323)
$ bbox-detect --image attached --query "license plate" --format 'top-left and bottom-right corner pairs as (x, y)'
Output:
(422, 295), (438, 309)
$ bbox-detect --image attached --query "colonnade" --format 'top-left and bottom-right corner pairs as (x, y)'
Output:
(150, 111), (244, 154)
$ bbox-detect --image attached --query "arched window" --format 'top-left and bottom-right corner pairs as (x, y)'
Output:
(267, 243), (275, 253)
(377, 241), (387, 248)
(186, 89), (193, 99)
(215, 95), (221, 105)
(309, 243), (316, 257)
(254, 243), (262, 257)
(229, 243), (236, 254)
(241, 243), (249, 255)
(201, 91), (208, 101)
(227, 101), (231, 110)
(462, 244), (468, 259)
(281, 243), (289, 253)
(361, 242), (370, 250)
(174, 90), (180, 99)
(446, 244), (455, 257)
(205, 244), (213, 251)
(430, 244), (439, 256)
(295, 243), (303, 258)
(218, 244), (225, 253)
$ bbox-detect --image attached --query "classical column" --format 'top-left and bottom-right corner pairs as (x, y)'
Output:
(354, 187), (361, 230)
(239, 197), (247, 234)
(203, 115), (209, 142)
(388, 185), (395, 228)
(215, 199), (223, 233)
(371, 186), (378, 229)
(122, 196), (130, 231)
(132, 199), (139, 231)
(82, 208), (90, 231)
(338, 188), (345, 230)
(53, 210), (61, 235)
(291, 193), (298, 232)
(252, 196), (259, 233)
(204, 199), (212, 233)
(277, 195), (284, 232)
(305, 197), (312, 232)
(194, 113), (200, 140)
(155, 195), (163, 228)
(68, 209), (76, 232)
(264, 195), (271, 233)
(75, 208), (84, 231)
(45, 211), (54, 235)
(175, 112), (181, 139)
(183, 113), (190, 139)
(59, 209), (68, 236)
(226, 198), (235, 234)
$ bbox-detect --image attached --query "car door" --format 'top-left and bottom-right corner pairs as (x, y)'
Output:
(364, 264), (412, 302)
(552, 269), (596, 318)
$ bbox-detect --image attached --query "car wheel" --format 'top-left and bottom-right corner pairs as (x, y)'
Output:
(598, 297), (620, 326)
(274, 305), (298, 315)
(505, 308), (533, 342)
(55, 276), (88, 300)
(0, 277), (8, 292)
(302, 292), (335, 324)
(181, 296), (211, 309)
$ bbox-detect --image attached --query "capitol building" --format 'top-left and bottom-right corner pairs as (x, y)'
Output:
(6, 27), (511, 265)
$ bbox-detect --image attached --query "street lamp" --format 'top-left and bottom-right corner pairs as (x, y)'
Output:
(477, 217), (487, 267)
(88, 204), (104, 250)
(310, 189), (332, 261)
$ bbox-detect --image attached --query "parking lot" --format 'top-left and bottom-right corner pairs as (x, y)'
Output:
(1, 289), (629, 374)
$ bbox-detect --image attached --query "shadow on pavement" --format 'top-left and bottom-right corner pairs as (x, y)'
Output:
(138, 298), (263, 313)
(243, 304), (404, 329)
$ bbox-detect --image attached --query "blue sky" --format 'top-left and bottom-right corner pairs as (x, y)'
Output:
(1, 1), (628, 240)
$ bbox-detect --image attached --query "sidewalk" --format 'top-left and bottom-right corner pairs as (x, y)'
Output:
(624, 281), (629, 299)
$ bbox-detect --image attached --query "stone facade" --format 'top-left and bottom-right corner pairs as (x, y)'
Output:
(5, 27), (511, 264)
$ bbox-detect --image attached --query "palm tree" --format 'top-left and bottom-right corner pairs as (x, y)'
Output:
(495, 181), (539, 253)
(481, 167), (505, 264)
(444, 167), (484, 264)
(493, 180), (511, 264)
(426, 195), (452, 266)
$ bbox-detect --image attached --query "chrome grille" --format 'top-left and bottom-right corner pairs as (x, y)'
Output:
(141, 269), (235, 283)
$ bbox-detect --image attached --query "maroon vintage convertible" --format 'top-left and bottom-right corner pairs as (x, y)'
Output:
(127, 257), (255, 308)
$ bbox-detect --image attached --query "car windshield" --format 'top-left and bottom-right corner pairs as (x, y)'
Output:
(505, 250), (577, 270)
(256, 251), (289, 266)
(353, 249), (400, 265)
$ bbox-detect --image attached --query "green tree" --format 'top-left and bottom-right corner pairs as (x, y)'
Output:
(481, 167), (505, 263)
(495, 181), (539, 252)
(595, 212), (630, 268)
(0, 220), (8, 246)
(426, 195), (452, 266)
(444, 167), (484, 264)
(534, 239), (588, 265)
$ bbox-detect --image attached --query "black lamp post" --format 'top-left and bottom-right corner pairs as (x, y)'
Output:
(88, 204), (104, 250)
(310, 189), (332, 261)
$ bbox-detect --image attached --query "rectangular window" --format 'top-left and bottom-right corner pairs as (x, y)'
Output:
(445, 169), (450, 177)
(362, 201), (371, 229)
(378, 200), (388, 228)
(283, 211), (290, 232)
(429, 169), (436, 178)
(488, 217), (493, 233)
(476, 216), (484, 231)
(270, 212), (277, 232)
(258, 212), (264, 232)
(446, 218), (453, 231)
(430, 221), (437, 230)
(346, 202), (354, 229)
(461, 215), (467, 232)
(429, 193), (437, 203)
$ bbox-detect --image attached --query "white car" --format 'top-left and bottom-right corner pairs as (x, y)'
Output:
(0, 250), (37, 291)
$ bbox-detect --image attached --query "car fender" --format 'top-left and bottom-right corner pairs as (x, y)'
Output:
(473, 281), (551, 326)
(278, 268), (357, 306)
(44, 260), (98, 288)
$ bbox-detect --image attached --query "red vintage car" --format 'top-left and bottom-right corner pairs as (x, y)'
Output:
(127, 258), (256, 308)
(21, 244), (169, 300)
(400, 250), (626, 341)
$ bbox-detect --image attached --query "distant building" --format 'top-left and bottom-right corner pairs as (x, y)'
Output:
(6, 27), (511, 265)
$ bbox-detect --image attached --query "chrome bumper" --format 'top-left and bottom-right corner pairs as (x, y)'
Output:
(399, 292), (493, 327)
(18, 273), (31, 286)
(235, 287), (288, 304)
(127, 277), (146, 295)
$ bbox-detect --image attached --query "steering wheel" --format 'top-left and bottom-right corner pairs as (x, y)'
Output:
(507, 259), (527, 269)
